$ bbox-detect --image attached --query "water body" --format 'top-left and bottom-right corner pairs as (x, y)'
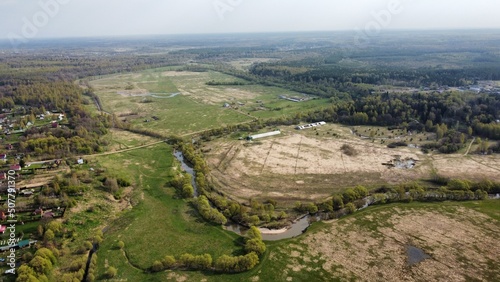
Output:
(173, 151), (198, 197)
(173, 151), (385, 241)
(226, 215), (320, 241)
(173, 151), (320, 241)
(406, 245), (430, 266)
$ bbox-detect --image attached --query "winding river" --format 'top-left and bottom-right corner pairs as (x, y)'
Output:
(173, 151), (317, 241)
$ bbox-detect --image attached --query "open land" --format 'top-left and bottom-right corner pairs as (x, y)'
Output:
(206, 124), (500, 203)
(269, 201), (500, 282)
(89, 144), (243, 281)
(90, 68), (329, 136)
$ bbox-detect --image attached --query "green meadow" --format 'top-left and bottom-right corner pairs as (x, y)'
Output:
(89, 68), (329, 136)
(93, 144), (243, 281)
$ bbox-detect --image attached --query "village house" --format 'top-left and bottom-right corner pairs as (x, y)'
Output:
(10, 164), (21, 171)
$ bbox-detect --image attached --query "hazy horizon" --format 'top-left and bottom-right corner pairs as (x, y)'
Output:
(1, 0), (500, 41)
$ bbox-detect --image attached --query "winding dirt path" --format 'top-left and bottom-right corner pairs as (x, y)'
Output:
(464, 137), (476, 156)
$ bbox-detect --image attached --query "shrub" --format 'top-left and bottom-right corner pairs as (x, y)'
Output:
(105, 267), (117, 278)
(162, 255), (176, 269)
(117, 241), (125, 249)
(340, 144), (358, 156)
(345, 203), (356, 214)
(151, 260), (164, 272)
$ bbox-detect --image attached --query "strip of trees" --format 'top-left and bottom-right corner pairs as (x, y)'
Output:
(150, 227), (264, 273)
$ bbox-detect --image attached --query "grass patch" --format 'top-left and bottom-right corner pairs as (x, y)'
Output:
(94, 144), (241, 280)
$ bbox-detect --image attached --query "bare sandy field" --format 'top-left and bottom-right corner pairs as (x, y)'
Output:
(294, 204), (500, 282)
(206, 125), (500, 202)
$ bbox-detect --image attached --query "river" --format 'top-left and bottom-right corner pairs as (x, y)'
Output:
(173, 151), (198, 197)
(173, 151), (319, 241)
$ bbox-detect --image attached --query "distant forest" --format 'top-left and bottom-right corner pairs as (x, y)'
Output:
(0, 31), (499, 159)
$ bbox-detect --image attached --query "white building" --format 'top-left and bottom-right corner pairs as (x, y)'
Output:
(247, 130), (281, 140)
(296, 121), (326, 130)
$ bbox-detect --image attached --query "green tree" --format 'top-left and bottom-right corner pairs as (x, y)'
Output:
(29, 256), (53, 275)
(353, 185), (368, 198)
(246, 226), (262, 241)
(332, 195), (344, 210)
(342, 188), (358, 203)
(43, 230), (55, 242)
(179, 253), (195, 268)
(162, 255), (176, 269)
(306, 203), (318, 214)
(34, 248), (57, 265)
(245, 239), (266, 256)
(448, 179), (470, 191)
(182, 183), (194, 198)
(436, 126), (444, 139)
(345, 203), (356, 214)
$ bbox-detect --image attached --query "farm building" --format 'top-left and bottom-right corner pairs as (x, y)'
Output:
(296, 121), (326, 130)
(247, 130), (281, 140)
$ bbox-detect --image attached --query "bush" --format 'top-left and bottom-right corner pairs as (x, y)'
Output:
(86, 273), (95, 282)
(84, 241), (93, 250)
(162, 255), (176, 269)
(151, 260), (164, 272)
(105, 267), (117, 278)
(387, 141), (408, 148)
(340, 144), (358, 156)
(117, 241), (125, 249)
(345, 203), (356, 214)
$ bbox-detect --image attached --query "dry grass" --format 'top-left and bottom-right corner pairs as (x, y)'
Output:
(298, 205), (500, 281)
(206, 124), (500, 203)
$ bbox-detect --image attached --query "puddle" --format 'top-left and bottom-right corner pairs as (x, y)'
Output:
(406, 245), (430, 266)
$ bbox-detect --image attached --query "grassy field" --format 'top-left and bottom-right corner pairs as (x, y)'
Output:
(294, 200), (500, 282)
(205, 123), (500, 204)
(90, 200), (499, 282)
(101, 128), (160, 152)
(89, 68), (330, 136)
(91, 144), (243, 281)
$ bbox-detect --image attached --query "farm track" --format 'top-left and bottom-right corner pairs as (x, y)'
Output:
(261, 141), (275, 174)
(464, 137), (476, 156)
(294, 136), (303, 174)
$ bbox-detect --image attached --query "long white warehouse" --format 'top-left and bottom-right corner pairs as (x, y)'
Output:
(247, 130), (281, 140)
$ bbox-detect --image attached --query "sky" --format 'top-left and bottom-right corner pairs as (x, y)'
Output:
(0, 0), (499, 39)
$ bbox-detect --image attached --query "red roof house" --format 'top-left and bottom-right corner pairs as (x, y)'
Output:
(10, 164), (21, 171)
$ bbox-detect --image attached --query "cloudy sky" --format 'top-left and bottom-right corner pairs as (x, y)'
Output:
(1, 0), (499, 39)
